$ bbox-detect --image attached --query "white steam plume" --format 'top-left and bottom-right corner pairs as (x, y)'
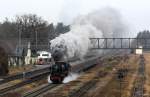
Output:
(63, 73), (79, 83)
(50, 7), (128, 60)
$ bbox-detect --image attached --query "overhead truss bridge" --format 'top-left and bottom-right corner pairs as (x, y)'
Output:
(90, 38), (150, 49)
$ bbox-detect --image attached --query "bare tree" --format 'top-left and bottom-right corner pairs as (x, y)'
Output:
(15, 14), (48, 51)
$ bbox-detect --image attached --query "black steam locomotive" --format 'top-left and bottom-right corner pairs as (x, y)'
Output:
(50, 49), (71, 83)
(50, 61), (71, 83)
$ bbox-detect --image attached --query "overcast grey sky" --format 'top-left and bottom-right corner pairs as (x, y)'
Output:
(0, 0), (150, 33)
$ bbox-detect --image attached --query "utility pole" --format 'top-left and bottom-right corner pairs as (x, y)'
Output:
(35, 30), (38, 51)
(17, 23), (22, 67)
(18, 23), (22, 49)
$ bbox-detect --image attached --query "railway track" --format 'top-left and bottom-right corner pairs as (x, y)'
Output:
(131, 55), (145, 97)
(0, 71), (50, 95)
(0, 57), (99, 97)
(22, 84), (58, 97)
(68, 56), (125, 97)
(68, 77), (98, 97)
(22, 57), (99, 97)
(0, 66), (50, 85)
(22, 55), (124, 97)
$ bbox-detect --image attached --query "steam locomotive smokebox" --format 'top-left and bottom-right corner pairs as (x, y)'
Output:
(0, 47), (9, 76)
(52, 50), (64, 61)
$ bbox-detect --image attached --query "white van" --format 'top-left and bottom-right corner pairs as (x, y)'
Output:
(36, 51), (52, 65)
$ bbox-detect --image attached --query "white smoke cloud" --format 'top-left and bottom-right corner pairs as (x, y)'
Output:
(63, 73), (79, 83)
(50, 7), (128, 60)
(59, 0), (82, 24)
(47, 75), (52, 83)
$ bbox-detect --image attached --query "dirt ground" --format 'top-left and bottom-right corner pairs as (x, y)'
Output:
(9, 65), (34, 75)
(144, 53), (150, 96)
(83, 54), (140, 97)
